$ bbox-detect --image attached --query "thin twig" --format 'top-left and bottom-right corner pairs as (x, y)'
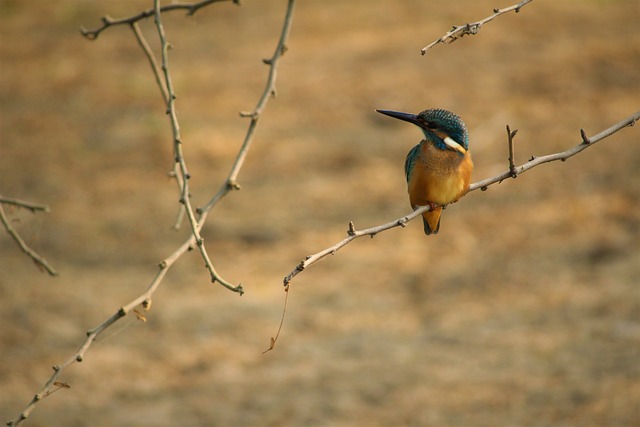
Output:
(506, 125), (518, 177)
(283, 207), (425, 287)
(421, 0), (534, 55)
(153, 0), (242, 293)
(0, 196), (50, 213)
(130, 22), (169, 105)
(129, 21), (186, 230)
(471, 111), (639, 191)
(80, 0), (239, 40)
(0, 197), (57, 276)
(168, 165), (187, 230)
(283, 111), (640, 287)
(199, 0), (296, 214)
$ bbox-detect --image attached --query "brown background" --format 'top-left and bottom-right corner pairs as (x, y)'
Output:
(1, 0), (639, 426)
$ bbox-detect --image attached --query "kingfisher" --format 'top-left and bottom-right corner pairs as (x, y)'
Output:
(376, 108), (473, 235)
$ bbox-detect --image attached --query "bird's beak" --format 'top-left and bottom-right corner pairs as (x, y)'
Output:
(376, 109), (421, 127)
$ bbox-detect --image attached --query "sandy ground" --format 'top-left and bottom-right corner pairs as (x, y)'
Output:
(1, 0), (639, 426)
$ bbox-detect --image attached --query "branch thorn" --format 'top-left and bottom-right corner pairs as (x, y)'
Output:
(347, 221), (356, 236)
(506, 124), (518, 177)
(227, 179), (241, 190)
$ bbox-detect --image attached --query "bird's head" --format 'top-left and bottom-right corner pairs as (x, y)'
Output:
(376, 108), (469, 153)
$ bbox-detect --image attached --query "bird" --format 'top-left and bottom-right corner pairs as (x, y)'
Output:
(376, 108), (473, 235)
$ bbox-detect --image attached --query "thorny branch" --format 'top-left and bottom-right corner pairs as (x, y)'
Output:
(0, 196), (57, 276)
(153, 0), (242, 293)
(80, 0), (239, 40)
(282, 111), (640, 288)
(128, 22), (186, 229)
(0, 196), (50, 213)
(7, 1), (296, 425)
(198, 1), (295, 214)
(421, 0), (534, 55)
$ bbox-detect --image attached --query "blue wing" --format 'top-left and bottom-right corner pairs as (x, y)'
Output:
(404, 144), (421, 183)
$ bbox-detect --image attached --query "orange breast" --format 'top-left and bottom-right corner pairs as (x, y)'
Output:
(407, 142), (473, 208)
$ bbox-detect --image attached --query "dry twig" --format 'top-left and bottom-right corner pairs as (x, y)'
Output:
(0, 196), (57, 276)
(0, 196), (50, 213)
(421, 0), (534, 55)
(80, 0), (239, 40)
(128, 21), (186, 229)
(153, 0), (241, 293)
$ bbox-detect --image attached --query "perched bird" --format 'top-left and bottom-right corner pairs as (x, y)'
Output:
(376, 108), (473, 235)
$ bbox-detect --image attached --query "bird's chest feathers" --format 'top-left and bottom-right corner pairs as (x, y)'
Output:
(408, 141), (472, 206)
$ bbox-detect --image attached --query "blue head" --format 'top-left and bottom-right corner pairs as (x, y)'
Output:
(377, 108), (469, 153)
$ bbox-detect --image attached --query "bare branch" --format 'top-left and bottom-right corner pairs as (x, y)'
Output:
(283, 111), (640, 287)
(128, 22), (187, 230)
(421, 0), (534, 55)
(0, 196), (50, 213)
(0, 197), (57, 276)
(129, 22), (169, 105)
(80, 0), (239, 40)
(470, 111), (639, 192)
(283, 207), (425, 286)
(199, 0), (296, 214)
(152, 0), (244, 293)
(506, 125), (518, 177)
(7, 2), (297, 425)
(168, 164), (187, 230)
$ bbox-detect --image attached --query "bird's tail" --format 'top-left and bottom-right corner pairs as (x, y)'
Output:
(422, 207), (442, 235)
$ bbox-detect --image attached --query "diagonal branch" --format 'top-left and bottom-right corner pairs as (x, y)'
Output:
(469, 111), (639, 191)
(421, 0), (534, 55)
(199, 0), (296, 214)
(0, 196), (58, 276)
(283, 111), (639, 287)
(0, 196), (50, 213)
(130, 22), (169, 105)
(80, 0), (239, 40)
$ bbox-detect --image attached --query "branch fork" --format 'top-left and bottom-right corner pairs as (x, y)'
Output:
(0, 196), (58, 276)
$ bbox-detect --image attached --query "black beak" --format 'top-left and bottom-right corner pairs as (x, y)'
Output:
(376, 109), (421, 127)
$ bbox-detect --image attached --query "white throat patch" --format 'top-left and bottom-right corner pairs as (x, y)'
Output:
(443, 136), (466, 153)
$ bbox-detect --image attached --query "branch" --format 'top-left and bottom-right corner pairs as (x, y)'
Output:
(7, 2), (297, 425)
(469, 111), (639, 192)
(153, 0), (242, 294)
(0, 196), (50, 213)
(80, 0), (239, 40)
(129, 21), (169, 105)
(283, 111), (640, 287)
(0, 196), (58, 276)
(199, 0), (296, 214)
(421, 0), (534, 55)
(128, 21), (187, 230)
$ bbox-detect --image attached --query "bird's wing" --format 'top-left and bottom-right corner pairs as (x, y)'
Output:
(404, 143), (421, 183)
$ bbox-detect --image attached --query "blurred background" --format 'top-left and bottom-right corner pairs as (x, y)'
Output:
(1, 0), (639, 425)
